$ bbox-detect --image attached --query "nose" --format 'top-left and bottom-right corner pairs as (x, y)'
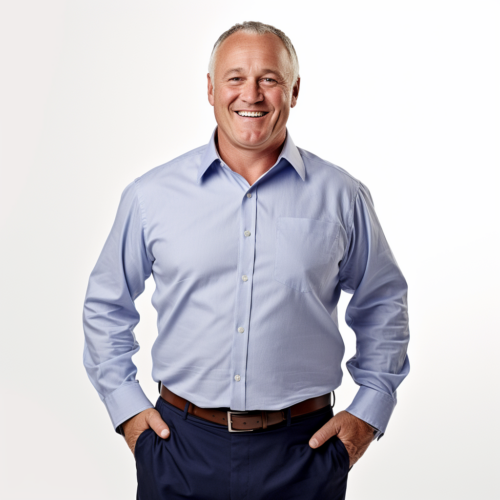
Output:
(240, 79), (264, 104)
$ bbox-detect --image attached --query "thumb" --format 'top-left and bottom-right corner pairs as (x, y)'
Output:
(309, 416), (340, 449)
(146, 409), (170, 439)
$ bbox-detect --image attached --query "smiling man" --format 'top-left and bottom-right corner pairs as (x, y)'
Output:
(207, 28), (299, 186)
(83, 21), (410, 500)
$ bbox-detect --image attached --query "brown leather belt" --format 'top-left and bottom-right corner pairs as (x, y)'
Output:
(160, 384), (332, 432)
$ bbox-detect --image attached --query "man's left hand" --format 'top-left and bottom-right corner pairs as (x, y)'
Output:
(309, 410), (375, 467)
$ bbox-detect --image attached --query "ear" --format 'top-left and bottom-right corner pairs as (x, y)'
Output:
(290, 77), (300, 108)
(207, 73), (215, 106)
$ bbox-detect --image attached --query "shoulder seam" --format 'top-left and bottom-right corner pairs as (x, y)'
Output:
(131, 178), (147, 229)
(131, 178), (154, 262)
(348, 181), (362, 242)
(338, 180), (361, 280)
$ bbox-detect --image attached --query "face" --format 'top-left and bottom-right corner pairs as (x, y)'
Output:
(207, 31), (300, 153)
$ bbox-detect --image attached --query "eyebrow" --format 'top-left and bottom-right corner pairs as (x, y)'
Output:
(223, 68), (244, 77)
(222, 67), (287, 80)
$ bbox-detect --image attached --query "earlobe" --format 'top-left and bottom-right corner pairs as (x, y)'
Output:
(207, 73), (215, 107)
(291, 77), (300, 108)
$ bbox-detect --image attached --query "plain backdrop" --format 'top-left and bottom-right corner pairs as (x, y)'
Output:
(1, 1), (499, 499)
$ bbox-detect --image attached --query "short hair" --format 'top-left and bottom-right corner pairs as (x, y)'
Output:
(208, 21), (300, 85)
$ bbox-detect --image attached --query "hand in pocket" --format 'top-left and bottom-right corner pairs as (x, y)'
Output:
(122, 408), (171, 456)
(308, 410), (375, 467)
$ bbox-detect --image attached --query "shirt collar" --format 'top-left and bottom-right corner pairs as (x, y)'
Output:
(196, 127), (305, 184)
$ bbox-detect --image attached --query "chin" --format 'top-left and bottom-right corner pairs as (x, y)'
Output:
(233, 130), (270, 147)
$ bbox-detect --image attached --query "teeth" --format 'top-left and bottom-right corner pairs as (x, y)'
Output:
(237, 111), (266, 117)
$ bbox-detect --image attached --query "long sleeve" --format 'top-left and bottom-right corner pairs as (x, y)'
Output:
(82, 179), (155, 431)
(340, 182), (410, 438)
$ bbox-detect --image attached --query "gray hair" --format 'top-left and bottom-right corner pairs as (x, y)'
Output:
(208, 21), (300, 85)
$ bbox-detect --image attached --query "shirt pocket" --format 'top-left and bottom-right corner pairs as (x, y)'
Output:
(274, 217), (340, 293)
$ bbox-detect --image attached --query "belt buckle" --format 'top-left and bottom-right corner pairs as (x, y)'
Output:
(227, 410), (254, 432)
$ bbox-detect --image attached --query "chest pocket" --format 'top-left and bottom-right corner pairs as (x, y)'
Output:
(274, 217), (340, 293)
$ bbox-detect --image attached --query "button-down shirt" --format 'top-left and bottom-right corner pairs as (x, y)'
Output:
(82, 128), (410, 439)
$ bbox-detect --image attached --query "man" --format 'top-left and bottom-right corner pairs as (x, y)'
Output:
(83, 21), (409, 499)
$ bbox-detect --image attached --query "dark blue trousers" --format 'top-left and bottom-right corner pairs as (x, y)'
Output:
(135, 396), (350, 499)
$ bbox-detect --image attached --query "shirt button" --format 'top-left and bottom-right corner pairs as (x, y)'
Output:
(238, 327), (245, 333)
(246, 193), (252, 198)
(242, 275), (248, 281)
(234, 374), (241, 382)
(244, 230), (251, 237)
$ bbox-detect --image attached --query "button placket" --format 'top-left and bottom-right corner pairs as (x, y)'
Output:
(230, 189), (257, 409)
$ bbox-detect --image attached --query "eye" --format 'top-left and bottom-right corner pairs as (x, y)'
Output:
(230, 77), (242, 81)
(262, 78), (277, 83)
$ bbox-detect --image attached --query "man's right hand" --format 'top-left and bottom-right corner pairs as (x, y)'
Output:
(121, 408), (170, 456)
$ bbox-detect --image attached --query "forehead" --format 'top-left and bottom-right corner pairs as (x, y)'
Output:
(214, 31), (291, 75)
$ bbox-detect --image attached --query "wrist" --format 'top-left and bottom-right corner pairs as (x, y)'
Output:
(345, 410), (380, 440)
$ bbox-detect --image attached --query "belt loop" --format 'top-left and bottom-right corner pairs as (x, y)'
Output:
(261, 410), (268, 430)
(286, 407), (292, 427)
(183, 401), (190, 420)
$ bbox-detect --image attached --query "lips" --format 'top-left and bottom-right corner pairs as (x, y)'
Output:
(235, 111), (268, 118)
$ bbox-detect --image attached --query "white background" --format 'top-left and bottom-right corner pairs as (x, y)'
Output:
(1, 1), (499, 499)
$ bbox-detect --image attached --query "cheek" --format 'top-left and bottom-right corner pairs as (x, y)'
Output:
(268, 90), (291, 113)
(215, 87), (239, 108)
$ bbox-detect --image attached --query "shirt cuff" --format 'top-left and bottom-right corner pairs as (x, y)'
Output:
(344, 385), (396, 439)
(103, 381), (154, 433)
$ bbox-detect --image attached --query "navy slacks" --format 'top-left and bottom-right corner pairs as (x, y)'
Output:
(135, 396), (350, 499)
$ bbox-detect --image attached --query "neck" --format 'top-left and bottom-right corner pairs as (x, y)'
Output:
(216, 128), (286, 186)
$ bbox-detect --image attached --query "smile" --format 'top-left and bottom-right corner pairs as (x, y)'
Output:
(236, 111), (268, 118)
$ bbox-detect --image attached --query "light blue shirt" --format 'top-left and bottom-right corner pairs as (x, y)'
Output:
(82, 128), (409, 439)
